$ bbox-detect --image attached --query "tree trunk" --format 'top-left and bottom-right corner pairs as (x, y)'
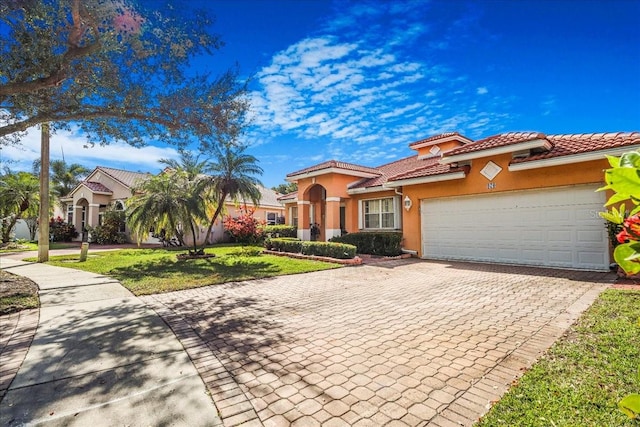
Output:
(204, 191), (227, 245)
(38, 123), (50, 262)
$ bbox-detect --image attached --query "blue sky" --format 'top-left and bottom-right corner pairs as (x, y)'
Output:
(3, 0), (639, 188)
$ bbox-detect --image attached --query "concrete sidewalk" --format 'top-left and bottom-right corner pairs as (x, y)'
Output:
(0, 255), (221, 427)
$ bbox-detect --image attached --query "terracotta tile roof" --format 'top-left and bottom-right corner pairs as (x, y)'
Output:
(445, 132), (547, 156)
(511, 132), (640, 164)
(287, 160), (380, 178)
(388, 160), (456, 181)
(82, 181), (112, 193)
(277, 191), (298, 202)
(349, 156), (443, 189)
(408, 132), (469, 148)
(97, 166), (150, 189)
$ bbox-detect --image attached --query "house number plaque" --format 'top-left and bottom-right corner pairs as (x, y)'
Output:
(487, 182), (496, 189)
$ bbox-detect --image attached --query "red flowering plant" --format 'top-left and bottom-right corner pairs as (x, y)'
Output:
(223, 206), (266, 245)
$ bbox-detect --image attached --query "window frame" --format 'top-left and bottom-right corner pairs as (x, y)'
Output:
(358, 196), (401, 230)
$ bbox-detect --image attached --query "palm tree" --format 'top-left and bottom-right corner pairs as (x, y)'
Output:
(0, 170), (40, 243)
(127, 170), (208, 254)
(159, 149), (208, 181)
(203, 144), (264, 244)
(32, 159), (89, 200)
(51, 160), (89, 199)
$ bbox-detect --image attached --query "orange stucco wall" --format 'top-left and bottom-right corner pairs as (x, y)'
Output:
(287, 155), (610, 250)
(400, 154), (609, 256)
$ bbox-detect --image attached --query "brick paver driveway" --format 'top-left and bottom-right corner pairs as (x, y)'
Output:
(142, 260), (613, 427)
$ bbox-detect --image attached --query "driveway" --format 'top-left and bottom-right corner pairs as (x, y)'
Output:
(142, 260), (613, 427)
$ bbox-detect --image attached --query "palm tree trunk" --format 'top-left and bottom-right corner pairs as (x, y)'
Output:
(38, 123), (50, 262)
(188, 220), (199, 254)
(204, 191), (227, 244)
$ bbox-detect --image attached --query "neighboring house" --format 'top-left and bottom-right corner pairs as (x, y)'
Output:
(206, 185), (286, 244)
(281, 131), (640, 271)
(61, 166), (285, 244)
(60, 166), (151, 241)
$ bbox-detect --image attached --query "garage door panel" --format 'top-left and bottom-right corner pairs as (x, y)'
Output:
(421, 185), (608, 271)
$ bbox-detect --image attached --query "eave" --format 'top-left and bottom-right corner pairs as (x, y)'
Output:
(384, 171), (467, 188)
(441, 139), (552, 164)
(287, 167), (380, 182)
(508, 146), (639, 171)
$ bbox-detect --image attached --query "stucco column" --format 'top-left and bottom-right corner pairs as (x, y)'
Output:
(324, 197), (341, 241)
(73, 205), (83, 235)
(297, 201), (310, 240)
(88, 204), (100, 227)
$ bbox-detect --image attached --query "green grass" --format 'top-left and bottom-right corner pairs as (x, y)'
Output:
(38, 245), (341, 295)
(476, 289), (640, 427)
(0, 241), (76, 253)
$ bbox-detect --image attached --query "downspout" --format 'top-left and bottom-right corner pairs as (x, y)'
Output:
(385, 185), (418, 256)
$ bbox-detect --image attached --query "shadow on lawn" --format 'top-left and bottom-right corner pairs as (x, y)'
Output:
(109, 256), (281, 285)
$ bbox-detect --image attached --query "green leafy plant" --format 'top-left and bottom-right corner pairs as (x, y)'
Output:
(261, 225), (297, 238)
(330, 231), (403, 256)
(599, 150), (640, 421)
(599, 150), (640, 275)
(49, 216), (78, 242)
(88, 210), (127, 245)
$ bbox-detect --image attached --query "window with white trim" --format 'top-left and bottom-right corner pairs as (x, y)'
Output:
(359, 196), (401, 230)
(290, 206), (298, 227)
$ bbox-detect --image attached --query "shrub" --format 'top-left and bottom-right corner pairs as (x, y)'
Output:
(302, 241), (356, 259)
(330, 231), (403, 256)
(224, 209), (266, 244)
(49, 216), (78, 242)
(88, 210), (127, 244)
(262, 224), (297, 238)
(265, 237), (302, 253)
(266, 238), (356, 259)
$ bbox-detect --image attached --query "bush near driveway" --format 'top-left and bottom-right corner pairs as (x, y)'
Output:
(265, 237), (357, 259)
(330, 231), (403, 256)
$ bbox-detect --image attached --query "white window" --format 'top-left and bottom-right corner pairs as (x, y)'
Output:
(66, 204), (73, 224)
(290, 207), (298, 227)
(359, 197), (401, 230)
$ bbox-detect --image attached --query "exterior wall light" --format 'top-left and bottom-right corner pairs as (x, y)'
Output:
(404, 195), (412, 211)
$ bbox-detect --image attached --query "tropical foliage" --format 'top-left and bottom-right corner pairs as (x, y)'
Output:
(203, 144), (264, 243)
(598, 149), (640, 420)
(0, 169), (39, 243)
(599, 150), (640, 275)
(223, 207), (265, 244)
(87, 208), (127, 245)
(49, 216), (77, 242)
(1, 0), (248, 150)
(33, 159), (89, 201)
(127, 171), (208, 255)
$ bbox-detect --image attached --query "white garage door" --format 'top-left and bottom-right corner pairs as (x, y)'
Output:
(420, 185), (609, 271)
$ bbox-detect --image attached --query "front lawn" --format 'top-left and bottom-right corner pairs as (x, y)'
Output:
(476, 289), (640, 427)
(0, 241), (77, 253)
(39, 245), (340, 295)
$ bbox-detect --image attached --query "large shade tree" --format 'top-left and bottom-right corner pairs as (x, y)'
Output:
(0, 0), (248, 149)
(203, 144), (263, 244)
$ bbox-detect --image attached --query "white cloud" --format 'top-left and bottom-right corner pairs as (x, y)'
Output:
(477, 87), (489, 95)
(1, 126), (179, 173)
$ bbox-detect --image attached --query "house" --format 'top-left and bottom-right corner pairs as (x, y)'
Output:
(281, 131), (640, 271)
(61, 166), (285, 243)
(60, 166), (151, 241)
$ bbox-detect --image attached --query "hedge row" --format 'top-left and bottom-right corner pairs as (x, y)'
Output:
(261, 225), (298, 238)
(330, 231), (403, 256)
(265, 237), (357, 259)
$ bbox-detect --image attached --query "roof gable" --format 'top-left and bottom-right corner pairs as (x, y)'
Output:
(287, 160), (380, 180)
